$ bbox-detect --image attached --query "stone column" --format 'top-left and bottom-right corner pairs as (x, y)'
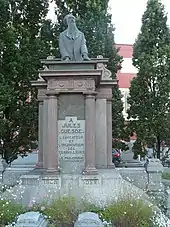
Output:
(37, 101), (43, 168)
(43, 98), (48, 169)
(83, 94), (98, 175)
(107, 99), (114, 167)
(46, 93), (59, 173)
(95, 98), (107, 168)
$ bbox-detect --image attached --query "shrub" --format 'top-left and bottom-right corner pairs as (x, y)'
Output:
(35, 196), (101, 226)
(101, 198), (153, 227)
(0, 199), (25, 226)
(40, 196), (79, 226)
(1, 196), (156, 227)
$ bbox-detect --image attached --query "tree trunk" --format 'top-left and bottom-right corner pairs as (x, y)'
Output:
(156, 135), (161, 159)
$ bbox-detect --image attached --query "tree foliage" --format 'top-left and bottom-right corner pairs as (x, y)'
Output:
(128, 0), (170, 158)
(132, 138), (146, 159)
(0, 0), (50, 163)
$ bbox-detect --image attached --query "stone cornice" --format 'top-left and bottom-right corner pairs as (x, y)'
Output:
(39, 69), (102, 81)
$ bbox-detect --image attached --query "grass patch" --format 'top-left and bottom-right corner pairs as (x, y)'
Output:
(162, 172), (170, 180)
(101, 198), (153, 227)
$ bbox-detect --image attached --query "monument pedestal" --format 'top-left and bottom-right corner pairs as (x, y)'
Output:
(1, 169), (150, 208)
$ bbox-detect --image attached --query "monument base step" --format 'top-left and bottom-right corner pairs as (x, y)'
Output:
(82, 167), (98, 175)
(0, 169), (149, 208)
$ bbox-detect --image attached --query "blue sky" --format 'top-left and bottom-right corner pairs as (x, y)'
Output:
(47, 0), (170, 45)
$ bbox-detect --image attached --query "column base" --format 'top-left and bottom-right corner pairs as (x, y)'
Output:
(107, 163), (115, 169)
(82, 166), (98, 175)
(35, 162), (43, 169)
(45, 168), (60, 175)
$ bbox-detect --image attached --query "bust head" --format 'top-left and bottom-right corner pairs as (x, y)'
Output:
(63, 14), (76, 26)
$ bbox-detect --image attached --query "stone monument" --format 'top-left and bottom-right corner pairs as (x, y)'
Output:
(74, 212), (104, 227)
(15, 212), (48, 227)
(14, 52), (118, 205)
(30, 15), (115, 175)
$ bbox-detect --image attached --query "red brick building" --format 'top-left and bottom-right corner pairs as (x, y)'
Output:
(116, 44), (137, 141)
(116, 44), (137, 121)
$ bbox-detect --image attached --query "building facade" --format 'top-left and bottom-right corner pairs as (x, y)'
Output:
(116, 44), (137, 121)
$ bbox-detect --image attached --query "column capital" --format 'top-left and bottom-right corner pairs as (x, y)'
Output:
(85, 95), (96, 100)
(84, 92), (97, 100)
(107, 98), (113, 103)
(46, 90), (59, 97)
(38, 100), (44, 104)
(83, 91), (97, 96)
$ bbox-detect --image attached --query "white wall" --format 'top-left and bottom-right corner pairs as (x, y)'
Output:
(121, 58), (138, 74)
(120, 88), (130, 120)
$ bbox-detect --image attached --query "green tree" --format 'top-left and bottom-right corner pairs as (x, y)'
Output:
(132, 138), (146, 160)
(128, 0), (170, 159)
(0, 0), (50, 163)
(53, 0), (126, 148)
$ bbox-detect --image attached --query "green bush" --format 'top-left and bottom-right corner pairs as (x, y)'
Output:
(0, 199), (25, 226)
(0, 196), (156, 227)
(101, 198), (153, 227)
(40, 196), (79, 225)
(34, 196), (101, 226)
(33, 196), (154, 227)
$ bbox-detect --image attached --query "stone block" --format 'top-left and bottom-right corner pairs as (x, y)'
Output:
(3, 151), (38, 185)
(118, 168), (148, 190)
(15, 211), (48, 227)
(166, 190), (170, 207)
(58, 116), (85, 174)
(166, 189), (170, 217)
(145, 159), (164, 173)
(79, 175), (102, 188)
(144, 159), (164, 192)
(74, 212), (104, 227)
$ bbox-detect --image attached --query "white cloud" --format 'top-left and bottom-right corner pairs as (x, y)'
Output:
(110, 0), (170, 44)
(47, 1), (57, 21)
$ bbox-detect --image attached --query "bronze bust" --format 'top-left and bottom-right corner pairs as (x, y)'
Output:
(59, 14), (90, 61)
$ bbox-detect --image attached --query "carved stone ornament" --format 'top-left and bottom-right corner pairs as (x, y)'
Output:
(42, 65), (49, 71)
(47, 78), (95, 91)
(37, 73), (44, 81)
(46, 55), (55, 60)
(97, 55), (112, 80)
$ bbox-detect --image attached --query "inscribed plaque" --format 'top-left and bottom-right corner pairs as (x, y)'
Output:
(58, 116), (85, 173)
